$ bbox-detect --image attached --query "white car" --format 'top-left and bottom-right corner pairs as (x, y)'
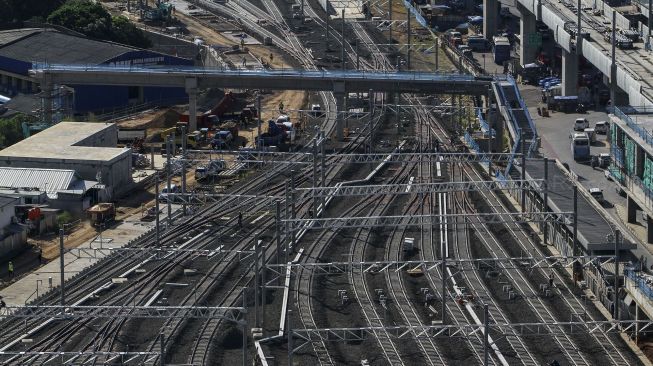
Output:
(574, 118), (589, 131)
(595, 121), (609, 134)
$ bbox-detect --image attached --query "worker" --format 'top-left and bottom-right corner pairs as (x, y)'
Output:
(241, 38), (245, 50)
(38, 247), (43, 264)
(7, 261), (13, 278)
(269, 53), (274, 63)
(242, 57), (247, 67)
(548, 272), (554, 288)
(279, 101), (284, 112)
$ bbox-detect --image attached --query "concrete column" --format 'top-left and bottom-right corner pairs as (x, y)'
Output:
(42, 78), (54, 125)
(627, 195), (638, 224)
(334, 81), (346, 141)
(561, 49), (578, 96)
(519, 4), (538, 67)
(185, 78), (198, 131)
(648, 215), (653, 243)
(335, 93), (345, 141)
(483, 0), (498, 40)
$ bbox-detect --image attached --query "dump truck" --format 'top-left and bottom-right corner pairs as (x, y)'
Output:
(195, 160), (227, 180)
(88, 203), (115, 227)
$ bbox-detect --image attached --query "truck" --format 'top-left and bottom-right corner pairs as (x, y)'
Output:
(195, 160), (227, 180)
(466, 35), (490, 51)
(211, 131), (234, 149)
(257, 120), (287, 146)
(88, 203), (115, 227)
(160, 122), (202, 152)
(571, 132), (590, 160)
(492, 36), (511, 64)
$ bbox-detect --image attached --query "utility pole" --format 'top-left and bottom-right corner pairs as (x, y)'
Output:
(543, 158), (549, 244)
(59, 229), (65, 309)
(181, 125), (187, 216)
(166, 136), (172, 225)
(160, 334), (165, 366)
(614, 230), (621, 321)
(520, 129), (526, 212)
(326, 12), (330, 51)
(356, 40), (360, 70)
(407, 6), (411, 68)
(435, 38), (439, 72)
(610, 10), (617, 107)
(254, 240), (260, 328)
(155, 172), (160, 245)
(242, 288), (248, 366)
(572, 185), (578, 257)
(312, 137), (318, 217)
(388, 0), (393, 40)
(441, 253), (447, 324)
(483, 304), (490, 365)
(290, 170), (296, 258)
(341, 9), (346, 70)
(649, 0), (652, 50)
(368, 89), (374, 153)
(320, 130), (326, 210)
(257, 94), (262, 150)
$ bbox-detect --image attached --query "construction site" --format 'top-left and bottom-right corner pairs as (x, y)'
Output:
(2, 0), (653, 365)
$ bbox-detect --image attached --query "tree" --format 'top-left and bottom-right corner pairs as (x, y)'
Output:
(111, 16), (152, 49)
(47, 0), (112, 39)
(47, 0), (151, 48)
(0, 114), (31, 148)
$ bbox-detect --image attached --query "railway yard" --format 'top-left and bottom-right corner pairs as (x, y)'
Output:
(2, 0), (653, 365)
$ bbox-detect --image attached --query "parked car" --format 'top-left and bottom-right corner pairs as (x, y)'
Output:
(595, 121), (609, 134)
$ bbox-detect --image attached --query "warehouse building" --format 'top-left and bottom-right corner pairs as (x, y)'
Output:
(0, 122), (131, 199)
(609, 107), (653, 243)
(0, 167), (103, 215)
(0, 27), (193, 113)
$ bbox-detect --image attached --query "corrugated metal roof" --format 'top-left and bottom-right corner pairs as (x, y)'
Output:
(0, 167), (76, 194)
(0, 30), (135, 64)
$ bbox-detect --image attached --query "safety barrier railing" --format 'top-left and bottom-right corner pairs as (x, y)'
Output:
(31, 63), (485, 82)
(477, 108), (495, 137)
(615, 106), (653, 148)
(625, 268), (653, 300)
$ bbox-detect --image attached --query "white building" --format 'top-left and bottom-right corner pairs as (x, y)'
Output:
(0, 122), (132, 198)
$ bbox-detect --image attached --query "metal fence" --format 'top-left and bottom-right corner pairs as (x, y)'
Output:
(614, 106), (653, 148)
(625, 268), (653, 300)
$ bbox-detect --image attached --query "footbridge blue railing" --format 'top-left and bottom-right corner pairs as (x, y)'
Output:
(625, 268), (653, 300)
(477, 108), (495, 137)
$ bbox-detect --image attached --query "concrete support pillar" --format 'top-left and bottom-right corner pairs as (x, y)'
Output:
(185, 78), (198, 132)
(335, 93), (345, 141)
(483, 0), (498, 40)
(333, 81), (346, 141)
(648, 215), (653, 244)
(561, 49), (578, 96)
(614, 89), (629, 106)
(489, 105), (503, 152)
(627, 195), (638, 224)
(519, 4), (538, 67)
(42, 78), (54, 125)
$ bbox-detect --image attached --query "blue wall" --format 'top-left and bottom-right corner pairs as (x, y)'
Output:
(72, 85), (128, 112)
(0, 55), (30, 75)
(104, 50), (193, 67)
